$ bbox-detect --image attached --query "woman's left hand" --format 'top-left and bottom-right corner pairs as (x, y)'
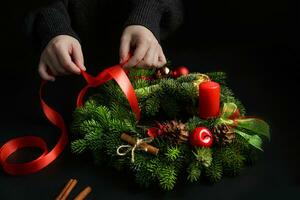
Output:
(119, 25), (167, 68)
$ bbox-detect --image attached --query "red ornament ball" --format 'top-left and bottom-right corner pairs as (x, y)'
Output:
(171, 66), (189, 78)
(190, 127), (213, 148)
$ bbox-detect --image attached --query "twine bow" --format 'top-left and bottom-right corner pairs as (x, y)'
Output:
(218, 102), (270, 150)
(117, 137), (154, 163)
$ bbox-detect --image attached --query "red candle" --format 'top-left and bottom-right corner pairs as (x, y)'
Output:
(199, 81), (220, 119)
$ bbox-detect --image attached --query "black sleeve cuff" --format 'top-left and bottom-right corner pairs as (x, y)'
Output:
(124, 0), (164, 41)
(34, 5), (80, 53)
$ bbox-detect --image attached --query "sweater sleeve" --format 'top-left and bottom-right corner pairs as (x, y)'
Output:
(24, 0), (80, 53)
(124, 0), (184, 40)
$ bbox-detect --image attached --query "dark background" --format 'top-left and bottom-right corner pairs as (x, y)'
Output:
(1, 0), (299, 199)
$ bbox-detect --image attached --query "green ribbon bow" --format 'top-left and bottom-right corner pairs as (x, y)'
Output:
(218, 103), (270, 151)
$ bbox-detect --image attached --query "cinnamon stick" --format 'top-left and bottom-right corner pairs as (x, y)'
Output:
(59, 179), (78, 200)
(73, 186), (92, 200)
(56, 179), (74, 200)
(120, 133), (159, 155)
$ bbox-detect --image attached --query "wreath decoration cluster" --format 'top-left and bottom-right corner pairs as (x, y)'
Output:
(71, 66), (270, 190)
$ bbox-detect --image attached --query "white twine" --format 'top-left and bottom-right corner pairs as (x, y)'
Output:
(116, 137), (153, 163)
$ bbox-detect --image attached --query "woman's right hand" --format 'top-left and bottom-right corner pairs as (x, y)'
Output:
(38, 35), (86, 81)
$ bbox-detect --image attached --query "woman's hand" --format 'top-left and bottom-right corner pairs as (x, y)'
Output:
(119, 25), (167, 68)
(38, 35), (86, 81)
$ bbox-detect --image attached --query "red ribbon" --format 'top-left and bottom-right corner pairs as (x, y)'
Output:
(77, 65), (140, 121)
(0, 60), (140, 175)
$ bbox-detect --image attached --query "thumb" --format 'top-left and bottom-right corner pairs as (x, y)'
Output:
(119, 36), (130, 63)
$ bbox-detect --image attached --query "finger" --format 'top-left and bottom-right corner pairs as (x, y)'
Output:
(138, 45), (157, 68)
(124, 41), (148, 68)
(38, 61), (55, 81)
(47, 53), (69, 75)
(46, 61), (59, 76)
(153, 45), (162, 68)
(119, 36), (130, 63)
(56, 47), (81, 74)
(157, 47), (167, 67)
(71, 42), (86, 71)
(152, 55), (161, 69)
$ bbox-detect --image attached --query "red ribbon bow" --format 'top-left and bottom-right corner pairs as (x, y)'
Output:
(0, 58), (140, 175)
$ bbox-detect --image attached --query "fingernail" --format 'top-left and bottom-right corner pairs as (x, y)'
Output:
(119, 58), (123, 64)
(81, 65), (86, 71)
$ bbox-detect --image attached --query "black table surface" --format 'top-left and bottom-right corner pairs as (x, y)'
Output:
(1, 1), (299, 199)
(1, 40), (299, 199)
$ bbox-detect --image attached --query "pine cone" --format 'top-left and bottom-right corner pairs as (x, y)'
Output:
(213, 124), (235, 145)
(162, 120), (189, 144)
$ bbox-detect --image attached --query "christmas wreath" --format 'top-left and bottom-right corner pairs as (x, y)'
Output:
(71, 66), (270, 190)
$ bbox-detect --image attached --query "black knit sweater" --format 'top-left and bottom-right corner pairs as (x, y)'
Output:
(26, 0), (184, 54)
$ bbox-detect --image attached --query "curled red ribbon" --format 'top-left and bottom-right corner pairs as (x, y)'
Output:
(0, 60), (140, 175)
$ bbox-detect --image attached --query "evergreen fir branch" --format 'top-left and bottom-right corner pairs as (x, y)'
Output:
(234, 134), (259, 165)
(108, 118), (137, 134)
(231, 134), (250, 153)
(110, 102), (136, 124)
(158, 165), (177, 191)
(187, 161), (201, 183)
(131, 154), (157, 188)
(71, 139), (87, 154)
(165, 146), (181, 162)
(144, 95), (160, 116)
(84, 128), (104, 151)
(185, 116), (205, 132)
(129, 153), (146, 171)
(160, 79), (179, 95)
(233, 99), (246, 116)
(145, 158), (161, 176)
(185, 116), (218, 132)
(102, 82), (129, 106)
(179, 82), (198, 101)
(131, 79), (151, 90)
(217, 145), (245, 176)
(205, 159), (223, 183)
(135, 167), (155, 188)
(128, 68), (156, 77)
(93, 105), (112, 127)
(73, 101), (113, 130)
(135, 84), (163, 101)
(89, 93), (109, 106)
(176, 73), (199, 83)
(71, 100), (98, 133)
(76, 119), (102, 138)
(220, 85), (235, 102)
(206, 72), (227, 85)
(160, 97), (180, 118)
(104, 139), (122, 157)
(152, 137), (172, 154)
(102, 131), (123, 157)
(193, 148), (213, 168)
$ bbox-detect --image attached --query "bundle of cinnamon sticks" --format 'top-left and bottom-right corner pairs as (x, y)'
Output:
(55, 179), (92, 200)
